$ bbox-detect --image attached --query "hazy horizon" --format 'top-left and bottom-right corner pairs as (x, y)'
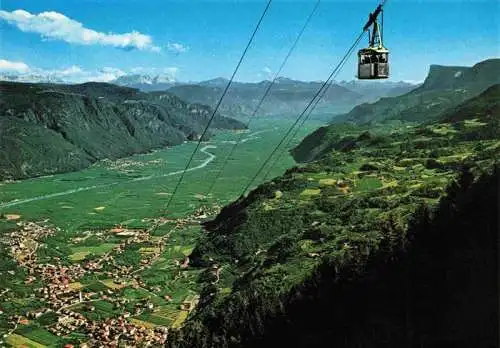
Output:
(1, 0), (498, 84)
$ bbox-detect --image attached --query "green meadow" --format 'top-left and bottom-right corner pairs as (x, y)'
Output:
(0, 118), (323, 232)
(0, 118), (324, 345)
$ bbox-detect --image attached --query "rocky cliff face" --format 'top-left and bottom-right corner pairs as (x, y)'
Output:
(0, 81), (245, 180)
(419, 59), (500, 92)
(332, 59), (500, 125)
(291, 60), (500, 163)
(109, 76), (419, 122)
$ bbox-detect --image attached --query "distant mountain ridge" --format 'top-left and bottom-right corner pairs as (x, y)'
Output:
(166, 79), (364, 121)
(0, 81), (245, 180)
(292, 59), (500, 163)
(0, 72), (65, 84)
(332, 58), (500, 125)
(112, 74), (179, 91)
(109, 75), (419, 120)
(1, 72), (419, 120)
(337, 80), (419, 101)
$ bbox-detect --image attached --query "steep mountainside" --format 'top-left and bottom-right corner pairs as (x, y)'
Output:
(333, 59), (500, 125)
(165, 87), (499, 347)
(0, 81), (245, 180)
(110, 76), (418, 121)
(419, 59), (500, 91)
(167, 79), (364, 120)
(292, 82), (500, 163)
(440, 84), (500, 123)
(338, 80), (418, 102)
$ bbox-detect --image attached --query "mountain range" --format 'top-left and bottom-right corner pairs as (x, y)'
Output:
(0, 81), (245, 180)
(2, 59), (495, 180)
(111, 75), (418, 120)
(0, 72), (65, 84)
(0, 54), (498, 347)
(335, 59), (500, 125)
(1, 71), (419, 122)
(112, 74), (178, 91)
(165, 58), (500, 348)
(292, 58), (500, 162)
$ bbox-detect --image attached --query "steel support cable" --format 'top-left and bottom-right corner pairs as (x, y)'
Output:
(240, 31), (367, 197)
(205, 0), (321, 197)
(249, 0), (390, 187)
(261, 36), (358, 181)
(162, 0), (273, 214)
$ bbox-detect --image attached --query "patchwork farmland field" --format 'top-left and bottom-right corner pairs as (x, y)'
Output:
(0, 118), (322, 346)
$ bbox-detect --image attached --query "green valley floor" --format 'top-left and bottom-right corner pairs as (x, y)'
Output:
(0, 118), (323, 347)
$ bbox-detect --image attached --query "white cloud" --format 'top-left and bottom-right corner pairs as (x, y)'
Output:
(0, 59), (184, 83)
(401, 79), (424, 84)
(56, 65), (83, 76)
(162, 67), (179, 75)
(0, 59), (127, 83)
(101, 67), (126, 76)
(0, 9), (160, 52)
(262, 66), (273, 80)
(167, 42), (188, 54)
(130, 66), (178, 77)
(130, 67), (145, 74)
(47, 66), (127, 82)
(89, 67), (127, 82)
(0, 59), (30, 73)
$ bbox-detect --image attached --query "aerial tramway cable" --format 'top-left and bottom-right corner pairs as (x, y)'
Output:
(205, 0), (321, 197)
(239, 32), (366, 196)
(162, 0), (273, 214)
(240, 0), (389, 195)
(261, 37), (356, 181)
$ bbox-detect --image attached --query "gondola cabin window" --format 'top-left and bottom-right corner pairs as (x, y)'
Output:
(358, 49), (389, 79)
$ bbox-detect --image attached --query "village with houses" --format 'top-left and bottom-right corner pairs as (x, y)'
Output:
(0, 204), (221, 347)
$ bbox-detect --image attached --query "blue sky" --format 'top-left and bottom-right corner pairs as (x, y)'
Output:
(0, 0), (498, 83)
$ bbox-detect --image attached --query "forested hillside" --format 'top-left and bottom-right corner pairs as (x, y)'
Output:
(111, 76), (417, 121)
(332, 59), (500, 125)
(166, 78), (364, 120)
(292, 82), (500, 163)
(0, 81), (245, 180)
(292, 59), (500, 163)
(165, 68), (499, 347)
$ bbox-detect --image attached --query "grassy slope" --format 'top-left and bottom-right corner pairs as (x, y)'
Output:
(331, 58), (500, 125)
(165, 87), (499, 347)
(293, 81), (500, 164)
(440, 84), (500, 123)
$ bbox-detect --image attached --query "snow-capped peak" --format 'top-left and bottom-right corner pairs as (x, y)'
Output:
(0, 72), (65, 84)
(112, 74), (176, 87)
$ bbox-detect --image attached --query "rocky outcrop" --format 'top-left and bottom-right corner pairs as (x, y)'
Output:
(331, 59), (500, 125)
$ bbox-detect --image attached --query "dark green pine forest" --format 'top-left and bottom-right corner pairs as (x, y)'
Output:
(0, 81), (245, 180)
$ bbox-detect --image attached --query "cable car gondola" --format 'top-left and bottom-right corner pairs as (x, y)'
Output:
(358, 4), (389, 79)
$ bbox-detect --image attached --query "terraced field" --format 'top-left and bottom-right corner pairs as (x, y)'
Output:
(165, 114), (499, 347)
(0, 118), (323, 347)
